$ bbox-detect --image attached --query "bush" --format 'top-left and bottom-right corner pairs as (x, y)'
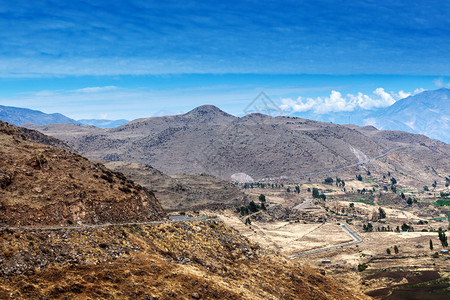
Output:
(358, 263), (368, 272)
(259, 194), (266, 202)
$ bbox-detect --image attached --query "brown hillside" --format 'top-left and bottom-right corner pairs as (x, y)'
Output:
(30, 106), (450, 183)
(0, 220), (369, 299)
(0, 121), (166, 226)
(104, 161), (247, 211)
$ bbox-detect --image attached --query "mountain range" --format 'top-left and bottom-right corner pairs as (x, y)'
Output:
(363, 88), (450, 143)
(1, 88), (449, 142)
(0, 105), (128, 128)
(27, 104), (450, 187)
(291, 88), (450, 143)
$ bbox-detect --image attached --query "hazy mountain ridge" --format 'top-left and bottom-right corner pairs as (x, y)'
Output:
(0, 105), (79, 126)
(364, 88), (450, 143)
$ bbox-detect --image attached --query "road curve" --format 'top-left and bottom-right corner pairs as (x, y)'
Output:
(289, 223), (362, 259)
(292, 198), (313, 210)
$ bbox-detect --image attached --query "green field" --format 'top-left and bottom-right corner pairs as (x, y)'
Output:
(433, 199), (450, 206)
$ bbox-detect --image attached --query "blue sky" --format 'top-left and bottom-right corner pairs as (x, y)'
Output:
(0, 0), (449, 119)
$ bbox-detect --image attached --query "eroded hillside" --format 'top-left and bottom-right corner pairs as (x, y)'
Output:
(29, 106), (450, 183)
(104, 161), (247, 211)
(0, 220), (369, 299)
(0, 121), (166, 226)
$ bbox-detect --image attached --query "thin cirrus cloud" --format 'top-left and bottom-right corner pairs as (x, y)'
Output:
(0, 1), (449, 76)
(279, 88), (425, 114)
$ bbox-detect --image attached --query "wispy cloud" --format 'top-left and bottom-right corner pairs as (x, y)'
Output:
(279, 88), (424, 114)
(0, 1), (449, 76)
(74, 86), (118, 93)
(433, 77), (450, 88)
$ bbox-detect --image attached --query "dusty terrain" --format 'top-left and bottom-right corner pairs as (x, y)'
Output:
(0, 121), (371, 299)
(0, 220), (370, 300)
(0, 121), (166, 226)
(212, 172), (450, 299)
(104, 161), (246, 211)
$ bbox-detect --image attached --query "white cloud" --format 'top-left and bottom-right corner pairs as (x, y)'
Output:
(73, 86), (118, 93)
(279, 87), (425, 114)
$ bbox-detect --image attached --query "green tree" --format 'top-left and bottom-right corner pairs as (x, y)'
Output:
(438, 229), (448, 247)
(386, 248), (391, 255)
(394, 245), (399, 254)
(245, 217), (251, 225)
(259, 194), (266, 202)
(401, 223), (410, 231)
(356, 174), (363, 181)
(401, 192), (405, 199)
(312, 188), (320, 199)
(424, 186), (429, 191)
(378, 207), (386, 219)
(295, 185), (300, 193)
(261, 202), (267, 210)
(349, 203), (354, 208)
(323, 177), (334, 185)
(248, 201), (259, 213)
(407, 197), (413, 205)
(240, 206), (249, 216)
(391, 177), (397, 185)
(429, 239), (433, 250)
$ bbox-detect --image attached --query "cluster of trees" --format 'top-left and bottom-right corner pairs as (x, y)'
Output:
(363, 222), (415, 233)
(357, 188), (375, 195)
(398, 223), (414, 232)
(243, 182), (286, 189)
(335, 177), (345, 187)
(312, 188), (326, 200)
(239, 198), (266, 216)
(323, 177), (333, 185)
(356, 174), (363, 181)
(363, 223), (373, 232)
(438, 228), (448, 247)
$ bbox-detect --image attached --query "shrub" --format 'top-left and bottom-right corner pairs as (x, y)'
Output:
(358, 263), (368, 272)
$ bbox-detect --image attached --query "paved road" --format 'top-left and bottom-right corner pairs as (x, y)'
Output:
(1, 216), (212, 231)
(289, 223), (362, 259)
(293, 198), (313, 210)
(261, 146), (407, 182)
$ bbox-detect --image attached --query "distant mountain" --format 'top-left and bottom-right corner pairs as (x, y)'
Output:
(31, 105), (450, 186)
(363, 88), (450, 143)
(0, 105), (78, 126)
(78, 119), (129, 128)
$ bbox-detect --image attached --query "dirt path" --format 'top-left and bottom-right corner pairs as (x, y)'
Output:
(1, 216), (213, 231)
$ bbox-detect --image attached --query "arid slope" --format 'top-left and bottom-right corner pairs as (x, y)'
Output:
(0, 121), (166, 226)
